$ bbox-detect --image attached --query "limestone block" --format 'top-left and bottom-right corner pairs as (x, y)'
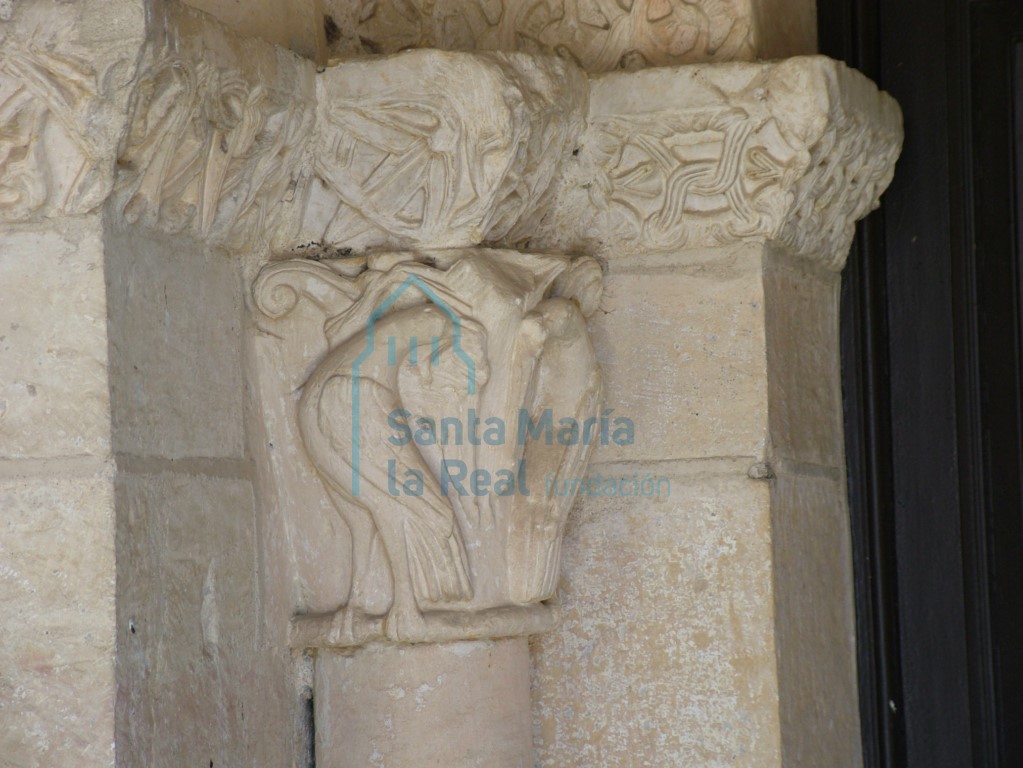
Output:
(764, 249), (843, 468)
(323, 0), (756, 71)
(0, 473), (115, 768)
(529, 56), (903, 266)
(182, 0), (327, 62)
(770, 471), (859, 768)
(315, 639), (532, 768)
(104, 228), (246, 460)
(250, 248), (603, 646)
(0, 217), (110, 460)
(112, 0), (316, 252)
(298, 49), (587, 251)
(531, 463), (779, 767)
(588, 245), (768, 465)
(115, 470), (294, 768)
(0, 0), (145, 223)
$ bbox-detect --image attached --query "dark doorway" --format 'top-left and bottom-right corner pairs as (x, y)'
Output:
(821, 1), (1023, 766)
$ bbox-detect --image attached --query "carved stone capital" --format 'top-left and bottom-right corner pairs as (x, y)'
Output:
(528, 56), (903, 268)
(251, 249), (604, 647)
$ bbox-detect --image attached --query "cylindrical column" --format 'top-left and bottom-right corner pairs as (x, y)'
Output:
(314, 638), (532, 767)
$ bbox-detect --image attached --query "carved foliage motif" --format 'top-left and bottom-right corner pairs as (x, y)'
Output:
(115, 49), (314, 249)
(337, 0), (754, 72)
(301, 50), (587, 251)
(252, 250), (603, 645)
(0, 37), (106, 221)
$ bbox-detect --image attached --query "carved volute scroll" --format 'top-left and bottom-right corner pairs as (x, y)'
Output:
(252, 249), (603, 646)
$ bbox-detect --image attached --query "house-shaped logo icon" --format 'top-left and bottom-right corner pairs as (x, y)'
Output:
(350, 274), (476, 496)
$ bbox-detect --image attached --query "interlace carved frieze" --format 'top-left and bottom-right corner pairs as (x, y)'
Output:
(524, 57), (903, 266)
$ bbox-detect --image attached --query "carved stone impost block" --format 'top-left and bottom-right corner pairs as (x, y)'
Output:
(112, 1), (317, 250)
(297, 48), (588, 253)
(528, 56), (903, 268)
(252, 248), (604, 647)
(0, 1), (142, 223)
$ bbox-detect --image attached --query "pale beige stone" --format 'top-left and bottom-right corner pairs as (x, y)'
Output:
(0, 473), (116, 768)
(183, 0), (327, 62)
(316, 639), (532, 768)
(589, 245), (768, 466)
(113, 0), (317, 252)
(250, 249), (603, 646)
(0, 0), (146, 224)
(103, 226), (247, 460)
(0, 217), (111, 460)
(532, 464), (780, 767)
(529, 56), (903, 267)
(0, 1), (906, 765)
(324, 0), (756, 71)
(298, 49), (587, 252)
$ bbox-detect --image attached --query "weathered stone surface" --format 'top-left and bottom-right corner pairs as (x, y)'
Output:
(0, 0), (144, 223)
(528, 56), (902, 266)
(104, 227), (246, 460)
(765, 248), (843, 468)
(250, 249), (603, 646)
(0, 217), (111, 460)
(113, 1), (316, 251)
(770, 471), (859, 768)
(0, 473), (116, 768)
(316, 639), (533, 768)
(324, 0), (756, 71)
(182, 0), (327, 61)
(531, 464), (780, 767)
(114, 469), (295, 768)
(297, 49), (587, 252)
(589, 245), (768, 465)
(0, 2), (904, 766)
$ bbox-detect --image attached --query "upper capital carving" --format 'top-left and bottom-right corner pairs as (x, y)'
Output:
(113, 44), (315, 250)
(297, 49), (588, 252)
(521, 56), (903, 268)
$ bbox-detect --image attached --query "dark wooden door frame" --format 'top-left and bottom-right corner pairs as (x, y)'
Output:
(821, 1), (1023, 766)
